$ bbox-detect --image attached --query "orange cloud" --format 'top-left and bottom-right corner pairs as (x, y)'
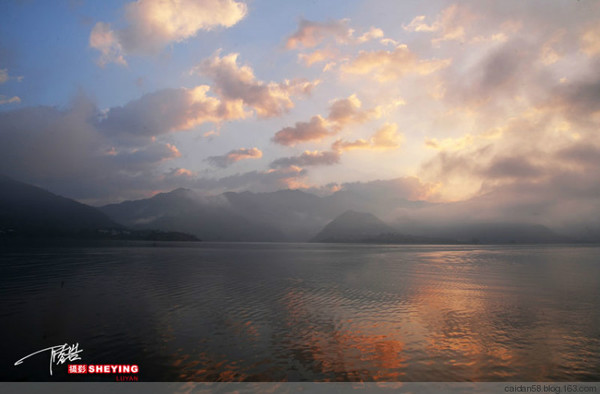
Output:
(272, 115), (332, 146)
(90, 0), (247, 64)
(285, 18), (353, 49)
(286, 18), (386, 50)
(207, 147), (263, 168)
(333, 123), (403, 152)
(327, 94), (381, 128)
(197, 52), (319, 118)
(173, 168), (193, 176)
(99, 85), (248, 139)
(580, 24), (600, 57)
(403, 4), (473, 45)
(298, 48), (337, 66)
(341, 44), (451, 81)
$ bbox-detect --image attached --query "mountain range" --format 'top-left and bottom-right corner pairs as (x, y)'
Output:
(98, 185), (574, 244)
(0, 175), (197, 241)
(0, 175), (586, 244)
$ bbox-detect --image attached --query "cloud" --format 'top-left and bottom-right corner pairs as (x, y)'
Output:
(298, 48), (337, 66)
(285, 19), (353, 49)
(0, 68), (23, 84)
(167, 167), (195, 177)
(341, 44), (451, 81)
(357, 27), (384, 43)
(89, 22), (127, 66)
(196, 52), (318, 117)
(581, 24), (600, 57)
(0, 69), (8, 84)
(98, 85), (246, 141)
(175, 165), (309, 193)
(110, 143), (182, 170)
(272, 115), (332, 146)
(271, 93), (382, 146)
(0, 95), (20, 105)
(269, 150), (340, 168)
(551, 66), (600, 124)
(285, 18), (385, 50)
(371, 123), (404, 148)
(332, 123), (403, 152)
(327, 94), (380, 128)
(482, 156), (543, 179)
(0, 91), (230, 203)
(90, 0), (247, 64)
(207, 147), (263, 168)
(403, 4), (472, 45)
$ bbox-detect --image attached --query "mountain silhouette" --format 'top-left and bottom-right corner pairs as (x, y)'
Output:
(0, 176), (198, 241)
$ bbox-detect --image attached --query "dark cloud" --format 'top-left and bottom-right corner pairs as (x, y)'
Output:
(483, 156), (543, 179)
(207, 147), (263, 168)
(269, 151), (340, 168)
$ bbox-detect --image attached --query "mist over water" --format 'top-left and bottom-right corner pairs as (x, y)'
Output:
(1, 242), (599, 381)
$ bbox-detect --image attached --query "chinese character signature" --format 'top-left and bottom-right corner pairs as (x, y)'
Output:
(14, 343), (83, 376)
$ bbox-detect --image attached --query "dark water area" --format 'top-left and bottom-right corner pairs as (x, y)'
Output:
(1, 242), (599, 381)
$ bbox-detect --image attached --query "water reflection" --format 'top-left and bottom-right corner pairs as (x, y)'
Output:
(1, 243), (599, 381)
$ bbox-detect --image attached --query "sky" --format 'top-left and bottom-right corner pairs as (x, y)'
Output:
(1, 0), (600, 230)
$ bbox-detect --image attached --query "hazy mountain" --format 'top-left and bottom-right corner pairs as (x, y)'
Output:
(0, 176), (199, 241)
(0, 175), (119, 237)
(99, 181), (438, 242)
(101, 188), (286, 241)
(311, 211), (395, 242)
(223, 189), (331, 241)
(311, 210), (458, 244)
(99, 183), (578, 243)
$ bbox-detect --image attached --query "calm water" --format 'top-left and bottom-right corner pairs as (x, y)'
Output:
(1, 242), (599, 381)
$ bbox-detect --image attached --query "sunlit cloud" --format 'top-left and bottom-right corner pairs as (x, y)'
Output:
(285, 18), (352, 49)
(286, 18), (386, 51)
(580, 24), (600, 57)
(272, 115), (332, 146)
(89, 22), (127, 66)
(332, 123), (403, 152)
(90, 0), (247, 65)
(207, 147), (263, 168)
(196, 52), (319, 118)
(169, 167), (195, 177)
(327, 94), (381, 129)
(98, 85), (247, 141)
(341, 44), (451, 81)
(298, 48), (338, 66)
(403, 4), (473, 45)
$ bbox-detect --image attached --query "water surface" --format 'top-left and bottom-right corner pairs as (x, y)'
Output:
(1, 242), (599, 381)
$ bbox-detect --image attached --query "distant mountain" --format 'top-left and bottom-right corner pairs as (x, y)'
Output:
(0, 176), (199, 241)
(99, 185), (436, 242)
(311, 210), (395, 242)
(97, 180), (577, 244)
(0, 175), (119, 237)
(101, 188), (286, 242)
(311, 210), (457, 244)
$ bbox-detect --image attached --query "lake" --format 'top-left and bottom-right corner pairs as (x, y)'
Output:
(1, 242), (599, 381)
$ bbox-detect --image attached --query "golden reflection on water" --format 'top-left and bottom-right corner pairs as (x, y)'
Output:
(156, 247), (600, 381)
